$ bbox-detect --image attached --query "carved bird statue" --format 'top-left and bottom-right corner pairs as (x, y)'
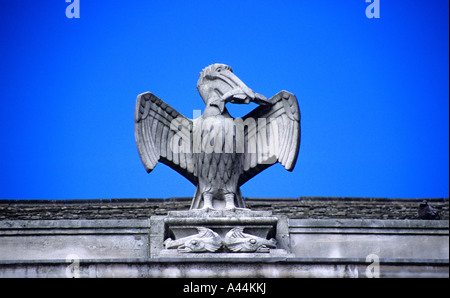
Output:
(418, 200), (441, 220)
(135, 63), (300, 210)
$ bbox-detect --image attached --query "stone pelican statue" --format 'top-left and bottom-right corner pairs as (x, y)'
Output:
(135, 63), (300, 210)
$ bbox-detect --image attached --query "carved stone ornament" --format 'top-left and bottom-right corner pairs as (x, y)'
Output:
(135, 64), (301, 210)
(163, 226), (277, 253)
(163, 227), (222, 253)
(223, 227), (277, 253)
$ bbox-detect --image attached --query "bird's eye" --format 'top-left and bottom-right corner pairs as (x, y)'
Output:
(216, 68), (221, 72)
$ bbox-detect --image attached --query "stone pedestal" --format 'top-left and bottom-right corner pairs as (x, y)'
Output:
(150, 209), (290, 257)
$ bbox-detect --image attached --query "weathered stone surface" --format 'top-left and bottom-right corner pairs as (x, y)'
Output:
(0, 257), (448, 278)
(152, 210), (283, 257)
(289, 219), (449, 260)
(0, 219), (150, 260)
(0, 197), (447, 220)
(0, 217), (448, 277)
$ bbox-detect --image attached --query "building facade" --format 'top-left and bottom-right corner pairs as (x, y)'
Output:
(0, 197), (448, 278)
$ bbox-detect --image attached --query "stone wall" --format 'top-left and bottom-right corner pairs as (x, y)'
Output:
(0, 197), (448, 220)
(247, 197), (449, 220)
(1, 197), (448, 278)
(0, 217), (448, 278)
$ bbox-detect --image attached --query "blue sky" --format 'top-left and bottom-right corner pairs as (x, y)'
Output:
(0, 0), (448, 200)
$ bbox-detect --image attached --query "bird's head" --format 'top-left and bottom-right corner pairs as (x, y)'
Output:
(197, 63), (270, 113)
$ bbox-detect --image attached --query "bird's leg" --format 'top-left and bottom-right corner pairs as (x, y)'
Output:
(224, 193), (236, 210)
(202, 192), (214, 211)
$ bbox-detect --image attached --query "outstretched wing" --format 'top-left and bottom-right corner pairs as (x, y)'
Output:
(135, 92), (198, 185)
(238, 90), (300, 186)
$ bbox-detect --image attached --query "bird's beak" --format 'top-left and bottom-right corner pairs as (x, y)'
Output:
(218, 71), (270, 106)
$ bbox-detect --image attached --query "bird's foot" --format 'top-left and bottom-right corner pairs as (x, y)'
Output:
(224, 205), (236, 211)
(200, 206), (215, 212)
(224, 206), (250, 212)
(234, 207), (251, 211)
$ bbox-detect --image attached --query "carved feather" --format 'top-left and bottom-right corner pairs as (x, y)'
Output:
(135, 92), (198, 185)
(238, 91), (300, 186)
